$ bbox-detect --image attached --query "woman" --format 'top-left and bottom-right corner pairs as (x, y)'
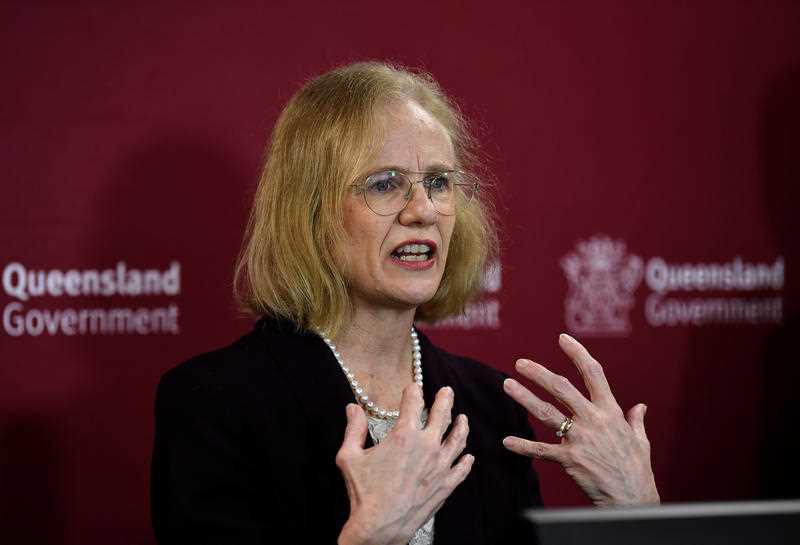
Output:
(151, 62), (658, 545)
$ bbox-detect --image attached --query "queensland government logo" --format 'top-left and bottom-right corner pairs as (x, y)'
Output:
(561, 236), (643, 336)
(561, 235), (784, 337)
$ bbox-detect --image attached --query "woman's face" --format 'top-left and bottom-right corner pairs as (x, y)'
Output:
(341, 99), (456, 312)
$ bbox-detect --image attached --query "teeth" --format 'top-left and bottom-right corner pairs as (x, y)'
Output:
(396, 243), (432, 254)
(399, 254), (429, 261)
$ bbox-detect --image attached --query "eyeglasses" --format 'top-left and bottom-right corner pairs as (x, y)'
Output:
(352, 169), (480, 216)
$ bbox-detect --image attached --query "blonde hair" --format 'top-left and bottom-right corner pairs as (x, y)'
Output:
(234, 62), (498, 337)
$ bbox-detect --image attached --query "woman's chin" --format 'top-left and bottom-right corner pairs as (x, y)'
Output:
(362, 283), (437, 311)
(391, 287), (439, 309)
(351, 278), (443, 312)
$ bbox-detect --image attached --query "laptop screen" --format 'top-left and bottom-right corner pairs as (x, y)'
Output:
(525, 500), (800, 545)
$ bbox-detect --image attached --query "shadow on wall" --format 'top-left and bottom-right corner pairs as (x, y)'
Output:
(1, 137), (252, 545)
(0, 418), (62, 544)
(664, 64), (800, 503)
(80, 137), (252, 543)
(76, 137), (252, 543)
(759, 64), (800, 499)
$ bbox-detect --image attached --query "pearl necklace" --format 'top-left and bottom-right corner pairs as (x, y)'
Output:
(318, 328), (423, 419)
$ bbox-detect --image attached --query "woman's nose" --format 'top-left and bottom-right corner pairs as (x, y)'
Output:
(398, 183), (437, 225)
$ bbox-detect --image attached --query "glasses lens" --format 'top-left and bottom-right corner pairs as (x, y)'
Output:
(364, 170), (410, 215)
(425, 172), (454, 215)
(427, 172), (478, 216)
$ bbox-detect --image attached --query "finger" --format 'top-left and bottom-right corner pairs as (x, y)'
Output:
(444, 453), (475, 489)
(503, 378), (566, 429)
(558, 333), (618, 408)
(626, 403), (648, 439)
(397, 383), (424, 429)
(340, 403), (368, 454)
(426, 386), (454, 439)
(515, 359), (593, 417)
(423, 452), (474, 524)
(502, 436), (564, 463)
(441, 413), (469, 463)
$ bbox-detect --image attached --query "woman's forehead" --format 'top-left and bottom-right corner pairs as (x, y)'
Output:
(368, 99), (456, 170)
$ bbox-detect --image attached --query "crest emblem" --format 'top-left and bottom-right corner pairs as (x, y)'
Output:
(560, 235), (643, 336)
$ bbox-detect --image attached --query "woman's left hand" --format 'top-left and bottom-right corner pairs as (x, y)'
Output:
(502, 333), (660, 506)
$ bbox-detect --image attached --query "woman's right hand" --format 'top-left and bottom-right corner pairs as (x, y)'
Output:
(336, 384), (474, 545)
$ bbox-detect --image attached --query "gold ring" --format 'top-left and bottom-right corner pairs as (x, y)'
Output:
(556, 416), (574, 438)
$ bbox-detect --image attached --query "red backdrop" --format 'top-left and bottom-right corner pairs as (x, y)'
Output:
(2, 2), (799, 544)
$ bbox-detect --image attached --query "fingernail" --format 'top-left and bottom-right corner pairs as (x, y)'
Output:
(502, 437), (514, 448)
(503, 378), (516, 390)
(345, 403), (354, 417)
(515, 359), (529, 369)
(560, 333), (575, 343)
(642, 404), (648, 416)
(443, 386), (453, 396)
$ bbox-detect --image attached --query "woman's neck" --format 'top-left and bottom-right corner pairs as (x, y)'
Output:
(331, 303), (417, 381)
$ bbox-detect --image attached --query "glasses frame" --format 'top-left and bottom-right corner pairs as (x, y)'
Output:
(351, 168), (480, 217)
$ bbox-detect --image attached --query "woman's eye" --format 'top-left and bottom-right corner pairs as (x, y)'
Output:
(366, 172), (401, 193)
(426, 173), (450, 192)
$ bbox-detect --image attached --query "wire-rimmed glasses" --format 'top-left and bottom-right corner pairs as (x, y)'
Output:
(352, 169), (480, 216)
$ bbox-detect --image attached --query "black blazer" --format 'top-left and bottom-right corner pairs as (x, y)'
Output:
(151, 317), (543, 544)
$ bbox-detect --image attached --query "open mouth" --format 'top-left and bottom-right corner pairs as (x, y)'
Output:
(390, 241), (437, 263)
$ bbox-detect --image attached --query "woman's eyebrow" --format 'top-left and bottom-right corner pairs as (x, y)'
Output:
(423, 162), (456, 172)
(367, 164), (405, 173)
(367, 163), (455, 174)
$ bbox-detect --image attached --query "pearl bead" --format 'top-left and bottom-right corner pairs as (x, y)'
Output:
(319, 327), (422, 420)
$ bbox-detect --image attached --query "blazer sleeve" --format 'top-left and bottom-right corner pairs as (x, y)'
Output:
(150, 369), (275, 545)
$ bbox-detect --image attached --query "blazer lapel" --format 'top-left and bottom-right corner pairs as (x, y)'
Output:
(256, 317), (375, 452)
(418, 328), (485, 545)
(255, 317), (371, 538)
